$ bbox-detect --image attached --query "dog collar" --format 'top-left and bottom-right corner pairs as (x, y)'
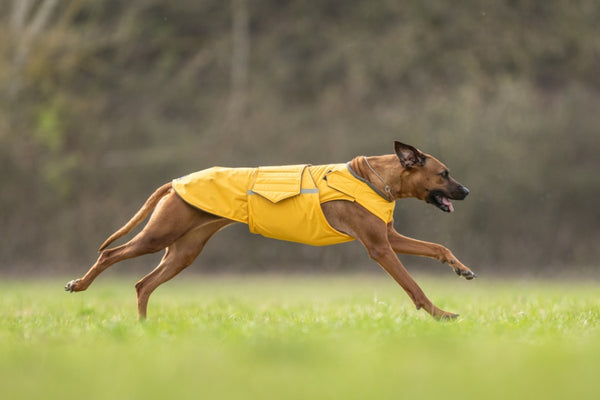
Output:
(346, 160), (394, 202)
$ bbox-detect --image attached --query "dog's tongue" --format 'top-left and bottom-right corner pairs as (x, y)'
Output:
(442, 197), (454, 212)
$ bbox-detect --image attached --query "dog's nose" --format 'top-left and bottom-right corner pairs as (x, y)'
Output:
(461, 186), (470, 197)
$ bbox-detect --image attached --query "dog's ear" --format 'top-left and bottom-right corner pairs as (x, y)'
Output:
(394, 141), (426, 168)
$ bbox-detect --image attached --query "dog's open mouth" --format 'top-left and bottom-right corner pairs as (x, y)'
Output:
(427, 191), (455, 213)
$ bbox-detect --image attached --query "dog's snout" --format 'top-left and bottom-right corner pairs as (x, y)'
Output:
(461, 186), (470, 197)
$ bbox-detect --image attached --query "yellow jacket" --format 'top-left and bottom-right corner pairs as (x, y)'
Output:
(172, 163), (395, 246)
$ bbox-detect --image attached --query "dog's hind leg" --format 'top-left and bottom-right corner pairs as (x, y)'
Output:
(134, 217), (233, 320)
(65, 239), (158, 293)
(65, 192), (206, 293)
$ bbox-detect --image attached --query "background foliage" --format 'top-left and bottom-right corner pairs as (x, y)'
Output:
(1, 0), (599, 275)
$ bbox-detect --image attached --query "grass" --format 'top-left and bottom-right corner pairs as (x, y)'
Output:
(1, 273), (600, 399)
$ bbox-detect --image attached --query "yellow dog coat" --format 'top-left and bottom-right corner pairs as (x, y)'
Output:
(172, 163), (395, 246)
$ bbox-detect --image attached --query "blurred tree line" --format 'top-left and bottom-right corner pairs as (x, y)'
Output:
(1, 0), (599, 276)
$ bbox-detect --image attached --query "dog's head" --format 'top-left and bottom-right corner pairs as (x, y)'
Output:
(394, 141), (469, 213)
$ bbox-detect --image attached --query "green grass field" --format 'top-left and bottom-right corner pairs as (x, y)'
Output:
(1, 274), (599, 400)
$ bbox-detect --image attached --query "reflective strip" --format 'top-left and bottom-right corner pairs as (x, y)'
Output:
(247, 189), (318, 195)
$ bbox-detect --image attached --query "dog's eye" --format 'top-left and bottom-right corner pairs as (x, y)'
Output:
(440, 170), (449, 179)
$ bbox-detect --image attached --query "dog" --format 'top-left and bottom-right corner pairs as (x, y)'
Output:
(66, 141), (475, 320)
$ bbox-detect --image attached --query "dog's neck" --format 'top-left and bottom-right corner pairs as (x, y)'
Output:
(349, 155), (405, 201)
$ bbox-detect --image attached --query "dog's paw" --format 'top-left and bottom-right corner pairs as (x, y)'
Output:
(437, 312), (460, 321)
(431, 308), (460, 320)
(446, 259), (476, 280)
(65, 279), (80, 292)
(447, 260), (477, 280)
(454, 268), (477, 280)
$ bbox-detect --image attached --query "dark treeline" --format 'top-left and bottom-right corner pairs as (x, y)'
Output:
(1, 0), (599, 276)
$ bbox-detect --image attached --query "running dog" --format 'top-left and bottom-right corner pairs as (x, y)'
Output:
(66, 141), (475, 320)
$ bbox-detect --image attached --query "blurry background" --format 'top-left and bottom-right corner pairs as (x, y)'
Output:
(1, 0), (598, 277)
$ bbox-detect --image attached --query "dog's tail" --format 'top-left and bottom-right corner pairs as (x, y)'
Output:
(98, 182), (173, 252)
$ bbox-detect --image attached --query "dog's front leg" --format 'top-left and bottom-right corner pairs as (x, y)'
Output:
(322, 201), (457, 319)
(386, 224), (476, 280)
(364, 238), (459, 320)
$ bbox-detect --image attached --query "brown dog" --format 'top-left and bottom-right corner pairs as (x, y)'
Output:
(66, 141), (475, 320)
